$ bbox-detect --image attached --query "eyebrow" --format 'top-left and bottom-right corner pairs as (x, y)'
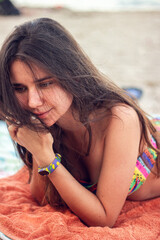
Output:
(34, 76), (53, 83)
(12, 76), (53, 86)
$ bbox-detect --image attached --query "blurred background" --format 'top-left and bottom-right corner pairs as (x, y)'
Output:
(0, 0), (160, 115)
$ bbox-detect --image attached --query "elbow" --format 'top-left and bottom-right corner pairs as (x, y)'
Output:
(86, 219), (116, 228)
(96, 208), (118, 228)
(85, 213), (117, 228)
(105, 221), (116, 228)
(98, 219), (116, 228)
(103, 212), (118, 228)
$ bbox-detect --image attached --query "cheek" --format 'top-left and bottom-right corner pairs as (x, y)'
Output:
(60, 93), (73, 109)
(48, 87), (73, 108)
(15, 94), (27, 107)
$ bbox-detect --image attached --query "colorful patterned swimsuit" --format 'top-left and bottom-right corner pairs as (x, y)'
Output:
(79, 117), (160, 196)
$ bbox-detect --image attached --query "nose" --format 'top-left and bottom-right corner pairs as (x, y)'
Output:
(28, 88), (43, 109)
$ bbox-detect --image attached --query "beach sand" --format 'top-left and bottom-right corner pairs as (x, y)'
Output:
(0, 8), (159, 115)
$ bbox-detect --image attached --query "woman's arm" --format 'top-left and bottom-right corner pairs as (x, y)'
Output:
(7, 106), (141, 227)
(47, 106), (141, 227)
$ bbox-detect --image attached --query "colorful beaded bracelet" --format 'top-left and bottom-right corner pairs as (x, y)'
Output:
(38, 153), (61, 176)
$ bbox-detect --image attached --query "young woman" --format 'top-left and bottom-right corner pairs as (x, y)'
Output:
(0, 18), (159, 227)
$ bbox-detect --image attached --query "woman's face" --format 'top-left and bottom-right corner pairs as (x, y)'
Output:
(10, 60), (73, 127)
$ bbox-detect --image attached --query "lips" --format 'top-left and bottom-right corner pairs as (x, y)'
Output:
(34, 108), (53, 119)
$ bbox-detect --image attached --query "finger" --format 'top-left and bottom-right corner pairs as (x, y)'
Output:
(7, 124), (19, 140)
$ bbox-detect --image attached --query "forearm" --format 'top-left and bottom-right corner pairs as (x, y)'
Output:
(48, 164), (112, 227)
(7, 123), (112, 225)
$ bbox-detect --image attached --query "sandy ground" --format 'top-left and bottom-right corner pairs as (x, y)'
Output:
(0, 8), (160, 115)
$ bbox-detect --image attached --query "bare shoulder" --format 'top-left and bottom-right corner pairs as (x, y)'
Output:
(110, 104), (141, 130)
(103, 104), (141, 149)
(111, 104), (139, 120)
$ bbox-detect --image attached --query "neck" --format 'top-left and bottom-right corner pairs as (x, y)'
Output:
(56, 109), (90, 155)
(56, 108), (85, 135)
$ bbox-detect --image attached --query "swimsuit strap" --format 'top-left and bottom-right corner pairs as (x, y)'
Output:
(128, 143), (157, 195)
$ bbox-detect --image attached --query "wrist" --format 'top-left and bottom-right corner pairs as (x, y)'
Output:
(34, 151), (56, 168)
(38, 153), (61, 176)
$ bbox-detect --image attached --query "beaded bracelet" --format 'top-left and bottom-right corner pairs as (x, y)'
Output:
(38, 153), (61, 176)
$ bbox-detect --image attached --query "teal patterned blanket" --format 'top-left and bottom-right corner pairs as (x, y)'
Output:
(0, 121), (23, 179)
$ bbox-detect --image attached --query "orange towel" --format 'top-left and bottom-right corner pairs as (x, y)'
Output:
(0, 167), (160, 240)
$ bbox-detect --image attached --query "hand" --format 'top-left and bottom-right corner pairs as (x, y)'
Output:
(7, 121), (55, 167)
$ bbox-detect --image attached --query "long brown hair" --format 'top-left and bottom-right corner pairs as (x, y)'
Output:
(0, 18), (159, 208)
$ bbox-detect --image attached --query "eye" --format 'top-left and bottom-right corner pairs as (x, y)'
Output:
(38, 81), (54, 88)
(12, 85), (27, 93)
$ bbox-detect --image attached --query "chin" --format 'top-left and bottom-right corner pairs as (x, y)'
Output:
(42, 119), (56, 127)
